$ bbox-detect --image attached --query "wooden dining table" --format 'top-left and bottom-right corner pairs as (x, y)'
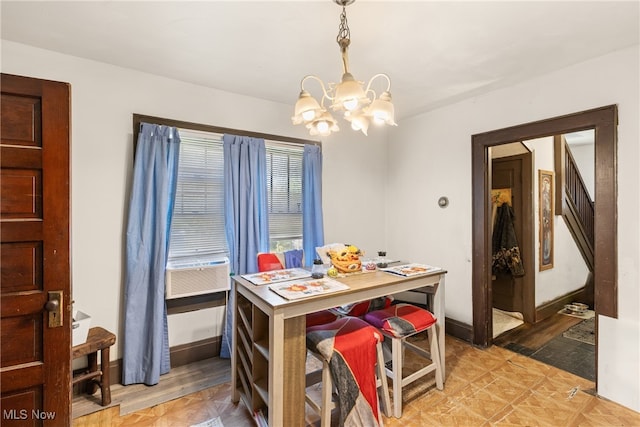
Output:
(231, 265), (447, 426)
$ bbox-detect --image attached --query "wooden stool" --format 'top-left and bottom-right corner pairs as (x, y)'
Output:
(72, 326), (116, 406)
(365, 303), (443, 418)
(305, 317), (390, 426)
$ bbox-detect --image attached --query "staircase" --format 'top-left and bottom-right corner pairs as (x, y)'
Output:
(555, 136), (594, 272)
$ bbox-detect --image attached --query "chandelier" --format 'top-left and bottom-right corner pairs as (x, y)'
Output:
(291, 0), (396, 137)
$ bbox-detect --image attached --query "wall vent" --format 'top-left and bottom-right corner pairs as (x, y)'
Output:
(165, 258), (230, 299)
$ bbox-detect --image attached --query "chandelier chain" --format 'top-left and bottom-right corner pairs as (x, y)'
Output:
(336, 6), (350, 49)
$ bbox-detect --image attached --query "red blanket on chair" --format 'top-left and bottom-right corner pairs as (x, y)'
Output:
(306, 317), (382, 427)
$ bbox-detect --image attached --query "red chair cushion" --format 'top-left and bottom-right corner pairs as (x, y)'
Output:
(306, 316), (384, 423)
(306, 310), (339, 328)
(364, 303), (436, 338)
(257, 253), (284, 272)
(336, 296), (394, 317)
(306, 316), (383, 352)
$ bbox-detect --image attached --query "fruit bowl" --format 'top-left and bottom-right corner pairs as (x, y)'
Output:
(330, 256), (361, 273)
(328, 245), (362, 274)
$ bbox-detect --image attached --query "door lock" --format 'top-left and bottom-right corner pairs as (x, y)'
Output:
(46, 291), (63, 327)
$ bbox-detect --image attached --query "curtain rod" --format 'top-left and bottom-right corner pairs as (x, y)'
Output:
(179, 128), (303, 150)
(133, 114), (321, 147)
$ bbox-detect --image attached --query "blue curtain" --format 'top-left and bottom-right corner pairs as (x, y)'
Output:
(122, 123), (180, 385)
(302, 144), (325, 267)
(219, 134), (269, 358)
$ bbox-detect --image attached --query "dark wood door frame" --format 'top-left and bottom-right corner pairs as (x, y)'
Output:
(472, 105), (617, 348)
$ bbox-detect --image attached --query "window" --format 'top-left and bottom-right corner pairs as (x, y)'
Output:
(266, 142), (303, 252)
(168, 130), (227, 262)
(167, 131), (304, 262)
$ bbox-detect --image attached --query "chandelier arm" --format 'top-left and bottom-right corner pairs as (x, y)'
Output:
(363, 87), (377, 104)
(364, 73), (392, 94)
(300, 75), (334, 104)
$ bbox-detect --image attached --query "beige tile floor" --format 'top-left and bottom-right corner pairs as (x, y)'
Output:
(74, 335), (640, 426)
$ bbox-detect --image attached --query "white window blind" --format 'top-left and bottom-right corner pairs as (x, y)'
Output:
(266, 142), (303, 249)
(167, 131), (305, 262)
(168, 130), (227, 261)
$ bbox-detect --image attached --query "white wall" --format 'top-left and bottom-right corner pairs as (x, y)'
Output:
(0, 40), (388, 352)
(522, 137), (590, 306)
(320, 127), (389, 256)
(388, 45), (639, 411)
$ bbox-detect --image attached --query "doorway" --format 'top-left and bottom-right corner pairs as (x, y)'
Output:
(491, 150), (534, 326)
(471, 105), (618, 387)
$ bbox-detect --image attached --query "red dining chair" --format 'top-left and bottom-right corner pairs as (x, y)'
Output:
(257, 252), (285, 272)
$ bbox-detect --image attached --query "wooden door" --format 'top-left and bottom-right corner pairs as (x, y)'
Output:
(491, 153), (534, 323)
(1, 73), (71, 426)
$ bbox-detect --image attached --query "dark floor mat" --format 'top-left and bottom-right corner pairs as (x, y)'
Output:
(530, 335), (596, 381)
(504, 342), (536, 357)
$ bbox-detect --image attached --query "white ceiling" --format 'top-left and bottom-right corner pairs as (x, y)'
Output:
(2, 1), (638, 120)
(564, 129), (595, 146)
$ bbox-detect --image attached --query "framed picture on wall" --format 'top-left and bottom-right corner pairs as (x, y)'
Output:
(539, 170), (554, 271)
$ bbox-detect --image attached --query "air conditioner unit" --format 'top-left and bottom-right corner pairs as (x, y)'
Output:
(165, 258), (230, 299)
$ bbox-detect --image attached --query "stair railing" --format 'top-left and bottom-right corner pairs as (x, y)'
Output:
(554, 135), (594, 271)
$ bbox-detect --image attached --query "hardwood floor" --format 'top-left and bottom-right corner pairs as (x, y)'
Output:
(493, 312), (583, 350)
(493, 312), (596, 381)
(73, 334), (640, 426)
(73, 357), (231, 419)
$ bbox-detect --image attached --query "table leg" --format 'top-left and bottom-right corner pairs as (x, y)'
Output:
(283, 316), (306, 424)
(101, 346), (111, 406)
(231, 287), (240, 404)
(434, 275), (446, 379)
(268, 312), (305, 426)
(269, 311), (284, 427)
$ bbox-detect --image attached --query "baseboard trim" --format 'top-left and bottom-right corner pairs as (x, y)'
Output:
(170, 336), (221, 368)
(536, 287), (587, 322)
(88, 336), (223, 388)
(445, 317), (473, 343)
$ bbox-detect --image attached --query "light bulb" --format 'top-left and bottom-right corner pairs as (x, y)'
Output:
(302, 110), (316, 121)
(367, 91), (396, 126)
(372, 111), (387, 125)
(316, 120), (329, 133)
(343, 98), (359, 111)
(348, 114), (369, 135)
